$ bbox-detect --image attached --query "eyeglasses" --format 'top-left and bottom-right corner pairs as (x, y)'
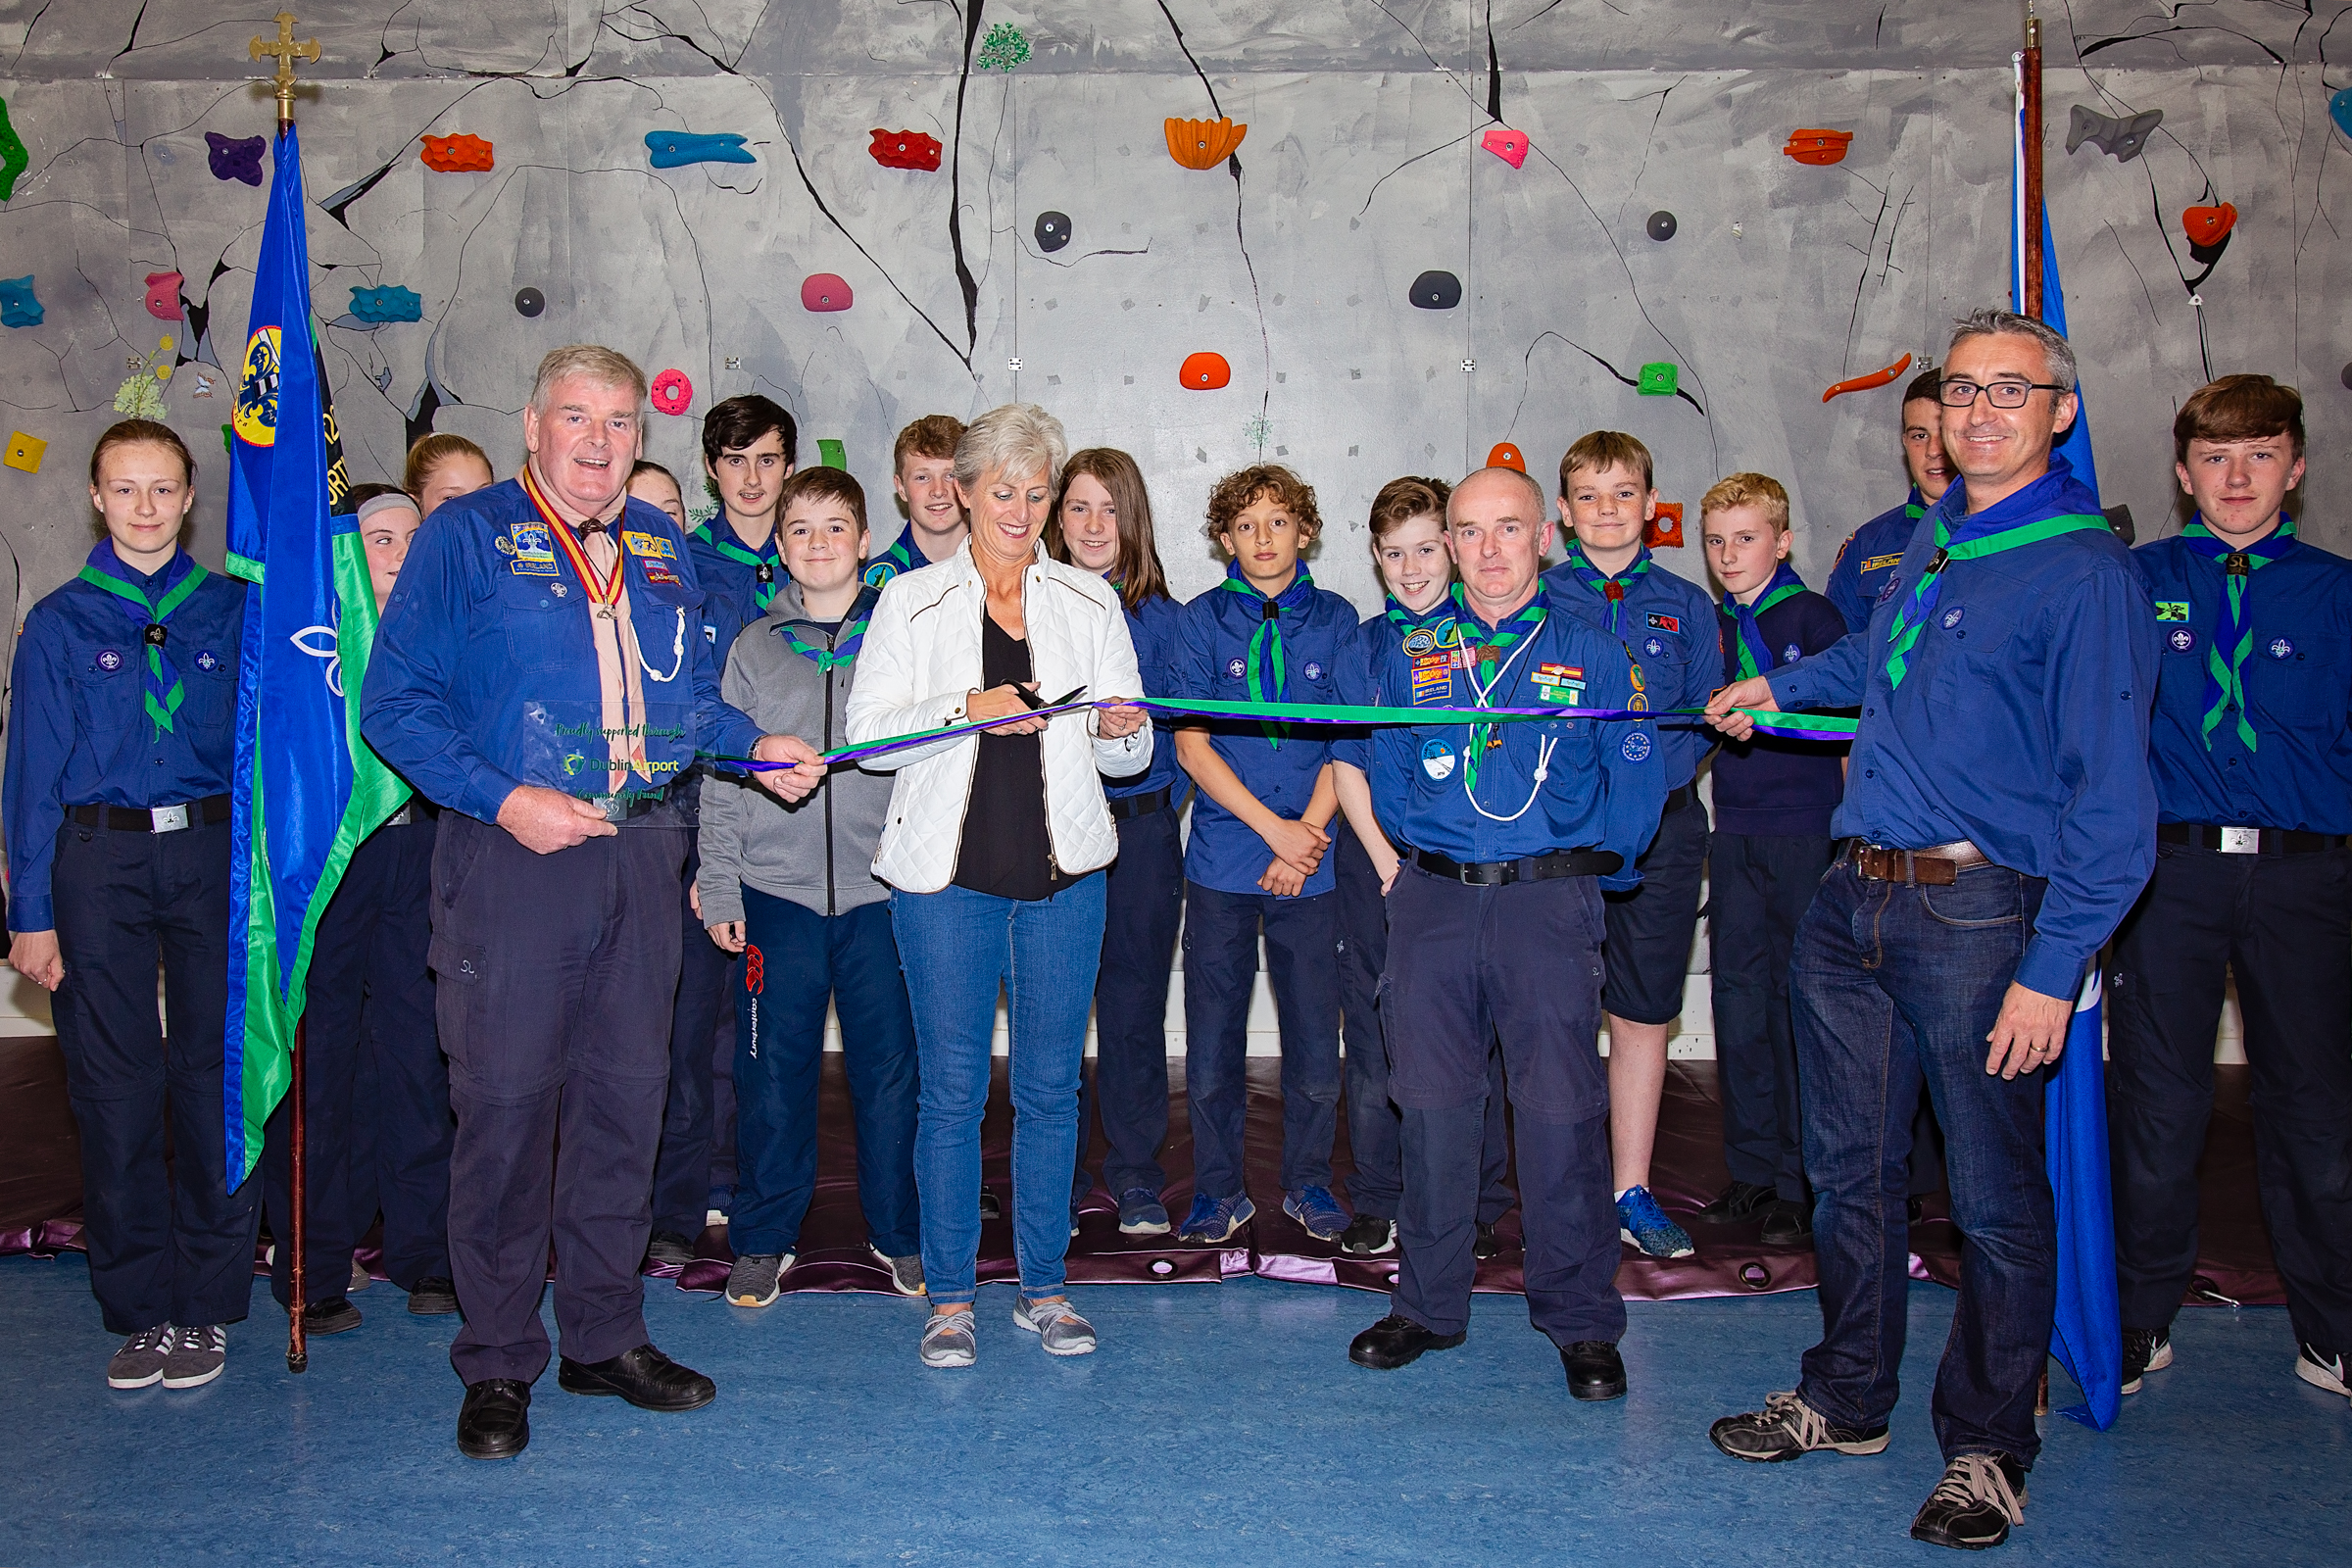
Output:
(1938, 378), (2069, 409)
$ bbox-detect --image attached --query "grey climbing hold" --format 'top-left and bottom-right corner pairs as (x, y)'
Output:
(514, 287), (545, 318)
(1408, 270), (1462, 311)
(2066, 105), (2162, 164)
(1646, 211), (1677, 242)
(1034, 211), (1071, 253)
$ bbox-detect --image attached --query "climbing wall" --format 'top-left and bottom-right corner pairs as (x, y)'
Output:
(0, 0), (2344, 647)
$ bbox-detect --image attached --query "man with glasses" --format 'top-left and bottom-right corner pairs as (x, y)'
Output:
(1702, 311), (2158, 1550)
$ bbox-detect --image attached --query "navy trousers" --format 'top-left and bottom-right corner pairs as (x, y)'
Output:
(650, 841), (738, 1239)
(1083, 805), (1185, 1199)
(1382, 865), (1622, 1346)
(264, 812), (450, 1303)
(1334, 822), (1511, 1223)
(1707, 831), (1833, 1203)
(2108, 843), (2352, 1353)
(431, 807), (687, 1387)
(1182, 882), (1343, 1200)
(49, 816), (259, 1335)
(730, 890), (921, 1258)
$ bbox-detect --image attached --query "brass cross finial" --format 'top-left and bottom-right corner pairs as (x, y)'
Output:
(250, 13), (320, 133)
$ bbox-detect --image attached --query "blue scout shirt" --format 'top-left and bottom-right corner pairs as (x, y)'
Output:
(2134, 522), (2352, 835)
(1765, 459), (2158, 999)
(1826, 491), (1927, 634)
(686, 519), (781, 672)
(1335, 582), (1665, 890)
(1541, 545), (1717, 790)
(1172, 564), (1359, 898)
(860, 522), (950, 593)
(5, 546), (245, 931)
(363, 478), (763, 825)
(1711, 581), (1848, 838)
(1105, 586), (1192, 808)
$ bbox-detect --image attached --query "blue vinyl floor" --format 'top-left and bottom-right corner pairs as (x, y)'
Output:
(1, 1255), (2344, 1567)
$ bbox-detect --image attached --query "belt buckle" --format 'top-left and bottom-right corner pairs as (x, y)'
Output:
(2219, 826), (2261, 855)
(388, 805), (413, 828)
(149, 804), (190, 833)
(589, 794), (628, 824)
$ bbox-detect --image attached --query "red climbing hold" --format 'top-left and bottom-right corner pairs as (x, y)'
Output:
(1645, 503), (1685, 550)
(1487, 442), (1526, 473)
(650, 368), (693, 416)
(869, 128), (944, 172)
(419, 132), (494, 172)
(2182, 203), (2237, 249)
(1178, 352), (1231, 391)
(801, 273), (854, 313)
(1782, 128), (1853, 167)
(1480, 127), (1529, 170)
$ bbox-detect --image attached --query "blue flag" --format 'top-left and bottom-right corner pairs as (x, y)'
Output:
(221, 123), (409, 1189)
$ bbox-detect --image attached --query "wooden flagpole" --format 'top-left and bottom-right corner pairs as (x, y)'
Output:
(2022, 7), (2045, 318)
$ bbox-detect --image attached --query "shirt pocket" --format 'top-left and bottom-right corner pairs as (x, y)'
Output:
(2249, 630), (2348, 709)
(497, 584), (580, 673)
(176, 651), (238, 732)
(67, 640), (142, 739)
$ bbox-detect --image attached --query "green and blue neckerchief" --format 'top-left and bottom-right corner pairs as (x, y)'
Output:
(861, 524), (933, 591)
(1450, 583), (1550, 791)
(1882, 508), (2109, 691)
(2180, 514), (2297, 751)
(691, 520), (782, 613)
(76, 540), (208, 737)
(1384, 592), (1455, 642)
(1555, 541), (1651, 636)
(1722, 562), (1809, 682)
(775, 585), (879, 672)
(1218, 561), (1320, 749)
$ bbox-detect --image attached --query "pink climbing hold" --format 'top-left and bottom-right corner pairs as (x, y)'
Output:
(1481, 126), (1529, 170)
(650, 368), (693, 416)
(144, 271), (184, 321)
(801, 273), (854, 313)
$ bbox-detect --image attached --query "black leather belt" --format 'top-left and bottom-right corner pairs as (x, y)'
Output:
(70, 795), (232, 833)
(1406, 845), (1622, 886)
(1108, 786), (1171, 821)
(1661, 782), (1697, 814)
(2159, 821), (2349, 856)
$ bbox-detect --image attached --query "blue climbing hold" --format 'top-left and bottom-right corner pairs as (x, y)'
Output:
(2331, 87), (2352, 141)
(645, 131), (755, 170)
(0, 274), (42, 328)
(349, 284), (422, 323)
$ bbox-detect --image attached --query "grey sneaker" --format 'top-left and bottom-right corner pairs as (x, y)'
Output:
(869, 1245), (925, 1297)
(724, 1251), (790, 1307)
(920, 1310), (976, 1368)
(161, 1324), (227, 1389)
(1011, 1296), (1098, 1357)
(107, 1325), (172, 1389)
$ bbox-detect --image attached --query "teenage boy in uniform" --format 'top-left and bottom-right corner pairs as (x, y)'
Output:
(1826, 367), (1957, 634)
(864, 415), (970, 590)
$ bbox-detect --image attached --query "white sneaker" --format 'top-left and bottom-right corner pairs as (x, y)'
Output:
(921, 1309), (976, 1368)
(2295, 1343), (2349, 1399)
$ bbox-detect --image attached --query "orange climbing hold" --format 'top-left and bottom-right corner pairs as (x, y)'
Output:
(2182, 203), (2237, 249)
(1645, 503), (1685, 550)
(1487, 442), (1526, 473)
(419, 133), (494, 172)
(1782, 128), (1853, 167)
(1166, 116), (1248, 171)
(1178, 352), (1231, 391)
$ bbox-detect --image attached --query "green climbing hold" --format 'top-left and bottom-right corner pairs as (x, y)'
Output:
(976, 22), (1030, 72)
(221, 423), (234, 456)
(816, 438), (848, 470)
(1638, 363), (1680, 396)
(0, 98), (28, 202)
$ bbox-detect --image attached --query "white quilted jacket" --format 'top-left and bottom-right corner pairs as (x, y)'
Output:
(845, 540), (1152, 894)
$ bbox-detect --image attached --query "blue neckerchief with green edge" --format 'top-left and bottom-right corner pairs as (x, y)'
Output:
(76, 540), (208, 737)
(691, 520), (782, 612)
(1722, 562), (1809, 682)
(1556, 541), (1651, 636)
(1217, 561), (1318, 749)
(775, 584), (879, 672)
(1384, 592), (1455, 640)
(861, 524), (934, 590)
(2180, 514), (2297, 751)
(1882, 497), (2110, 691)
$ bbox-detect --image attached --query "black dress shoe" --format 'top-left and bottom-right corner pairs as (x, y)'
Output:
(1695, 1180), (1776, 1225)
(1760, 1199), (1814, 1246)
(457, 1378), (531, 1460)
(1561, 1340), (1627, 1401)
(558, 1344), (716, 1411)
(644, 1231), (696, 1268)
(1348, 1313), (1466, 1370)
(979, 1185), (1004, 1221)
(408, 1276), (460, 1316)
(299, 1296), (362, 1335)
(1473, 1222), (1500, 1261)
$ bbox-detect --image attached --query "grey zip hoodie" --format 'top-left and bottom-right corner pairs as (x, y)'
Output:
(696, 581), (893, 924)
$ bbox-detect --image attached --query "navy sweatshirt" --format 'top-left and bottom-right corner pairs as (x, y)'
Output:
(1711, 586), (1848, 837)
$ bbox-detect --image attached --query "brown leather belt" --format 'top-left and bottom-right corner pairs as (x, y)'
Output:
(1847, 838), (1989, 886)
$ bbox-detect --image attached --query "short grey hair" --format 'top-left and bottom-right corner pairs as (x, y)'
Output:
(529, 345), (649, 418)
(1447, 465), (1547, 525)
(1947, 310), (2078, 394)
(954, 403), (1068, 488)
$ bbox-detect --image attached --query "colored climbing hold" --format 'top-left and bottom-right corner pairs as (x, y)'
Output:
(0, 275), (42, 328)
(206, 131), (267, 186)
(1781, 128), (1853, 167)
(1487, 442), (1526, 473)
(1646, 211), (1677, 242)
(2342, 362), (2352, 391)
(1645, 503), (1685, 550)
(801, 273), (854, 313)
(2182, 202), (2237, 256)
(869, 129), (944, 172)
(1481, 126), (1529, 170)
(651, 368), (693, 416)
(4, 431), (46, 473)
(418, 133), (494, 173)
(1637, 363), (1679, 397)
(349, 284), (423, 324)
(1165, 117), (1248, 171)
(2066, 105), (2162, 164)
(1409, 270), (1463, 311)
(975, 22), (1030, 72)
(0, 97), (27, 202)
(145, 270), (185, 321)
(514, 287), (544, 318)
(1179, 352), (1232, 391)
(816, 439), (849, 470)
(1822, 352), (1915, 405)
(645, 131), (755, 170)
(1034, 211), (1071, 253)
(2332, 88), (2352, 141)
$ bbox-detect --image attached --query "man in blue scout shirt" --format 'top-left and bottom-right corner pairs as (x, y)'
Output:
(7, 420), (257, 1393)
(1171, 464), (1359, 1246)
(1541, 430), (1715, 1261)
(1826, 366), (1956, 634)
(1336, 466), (1664, 1399)
(364, 346), (824, 1462)
(2110, 373), (2352, 1408)
(862, 415), (969, 591)
(1706, 311), (2158, 1551)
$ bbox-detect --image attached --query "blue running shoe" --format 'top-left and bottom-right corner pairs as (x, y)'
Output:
(1177, 1192), (1256, 1244)
(1284, 1185), (1349, 1241)
(1117, 1188), (1171, 1236)
(1616, 1185), (1695, 1259)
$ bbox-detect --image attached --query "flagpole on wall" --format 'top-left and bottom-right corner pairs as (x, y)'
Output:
(2021, 4), (2045, 319)
(250, 8), (319, 1376)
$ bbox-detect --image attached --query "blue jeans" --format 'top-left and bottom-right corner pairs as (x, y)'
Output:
(1182, 883), (1343, 1200)
(1793, 858), (2056, 1466)
(891, 875), (1106, 1304)
(732, 891), (920, 1258)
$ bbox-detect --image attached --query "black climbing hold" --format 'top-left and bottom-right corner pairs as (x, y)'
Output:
(1408, 270), (1462, 311)
(2341, 362), (2351, 392)
(1034, 211), (1071, 253)
(514, 287), (545, 318)
(1646, 210), (1677, 242)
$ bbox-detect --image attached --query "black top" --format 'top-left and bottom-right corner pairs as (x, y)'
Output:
(1711, 587), (1849, 837)
(953, 613), (1063, 901)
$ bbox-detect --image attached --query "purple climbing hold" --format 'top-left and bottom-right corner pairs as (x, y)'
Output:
(206, 132), (266, 187)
